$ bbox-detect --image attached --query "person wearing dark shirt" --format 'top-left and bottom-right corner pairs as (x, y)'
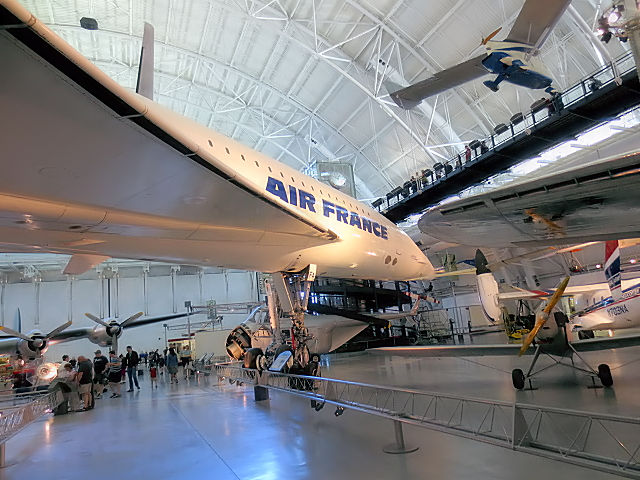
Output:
(93, 350), (108, 399)
(125, 346), (140, 392)
(77, 356), (93, 411)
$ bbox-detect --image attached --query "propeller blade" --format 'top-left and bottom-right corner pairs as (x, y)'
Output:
(542, 276), (570, 314)
(0, 325), (33, 342)
(85, 313), (110, 328)
(112, 335), (118, 355)
(120, 312), (144, 329)
(519, 276), (570, 356)
(481, 27), (502, 45)
(46, 320), (72, 339)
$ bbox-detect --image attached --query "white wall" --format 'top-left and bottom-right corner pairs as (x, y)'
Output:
(0, 270), (257, 361)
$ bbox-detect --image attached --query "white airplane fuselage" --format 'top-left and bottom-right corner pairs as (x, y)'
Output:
(572, 284), (640, 331)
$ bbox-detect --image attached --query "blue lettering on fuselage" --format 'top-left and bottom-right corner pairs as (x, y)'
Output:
(266, 177), (388, 240)
(607, 304), (629, 317)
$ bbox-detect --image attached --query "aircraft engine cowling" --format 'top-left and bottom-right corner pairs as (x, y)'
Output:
(16, 336), (47, 359)
(87, 324), (122, 347)
(226, 322), (273, 360)
(226, 324), (254, 360)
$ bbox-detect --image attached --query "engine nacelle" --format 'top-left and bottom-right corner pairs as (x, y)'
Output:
(16, 336), (47, 360)
(226, 321), (273, 360)
(87, 324), (122, 347)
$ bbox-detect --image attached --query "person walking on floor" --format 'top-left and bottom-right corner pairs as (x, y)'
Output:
(180, 345), (192, 378)
(166, 348), (179, 384)
(125, 346), (140, 392)
(107, 351), (122, 398)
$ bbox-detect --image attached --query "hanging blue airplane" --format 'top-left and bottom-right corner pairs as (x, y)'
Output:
(390, 0), (571, 109)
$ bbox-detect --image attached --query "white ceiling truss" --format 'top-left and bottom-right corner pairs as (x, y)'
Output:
(23, 0), (629, 200)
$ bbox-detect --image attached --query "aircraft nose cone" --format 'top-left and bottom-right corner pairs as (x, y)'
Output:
(33, 338), (44, 348)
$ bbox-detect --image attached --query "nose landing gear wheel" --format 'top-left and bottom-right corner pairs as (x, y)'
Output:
(512, 368), (525, 390)
(598, 364), (613, 387)
(243, 348), (264, 369)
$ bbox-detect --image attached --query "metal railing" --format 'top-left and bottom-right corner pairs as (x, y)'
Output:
(214, 363), (640, 478)
(0, 389), (64, 466)
(380, 50), (638, 211)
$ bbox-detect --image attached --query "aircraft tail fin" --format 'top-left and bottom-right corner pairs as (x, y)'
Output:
(136, 23), (154, 100)
(605, 240), (622, 300)
(475, 249), (491, 275)
(475, 250), (500, 323)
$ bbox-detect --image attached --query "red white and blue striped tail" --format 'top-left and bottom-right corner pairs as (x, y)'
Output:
(604, 240), (622, 300)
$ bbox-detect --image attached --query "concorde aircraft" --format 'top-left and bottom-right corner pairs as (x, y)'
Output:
(389, 0), (570, 109)
(0, 1), (436, 373)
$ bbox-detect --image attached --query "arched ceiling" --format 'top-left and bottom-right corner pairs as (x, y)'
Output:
(23, 0), (629, 200)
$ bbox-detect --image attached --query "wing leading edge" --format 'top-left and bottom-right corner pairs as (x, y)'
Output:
(389, 54), (487, 109)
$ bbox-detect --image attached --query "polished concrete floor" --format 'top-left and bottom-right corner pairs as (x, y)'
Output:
(1, 357), (630, 480)
(324, 332), (640, 417)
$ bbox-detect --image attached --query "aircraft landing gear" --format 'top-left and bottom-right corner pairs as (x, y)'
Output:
(598, 363), (613, 387)
(243, 347), (264, 369)
(512, 368), (525, 390)
(266, 265), (317, 373)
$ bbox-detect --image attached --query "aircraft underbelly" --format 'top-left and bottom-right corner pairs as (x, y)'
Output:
(0, 31), (320, 238)
(419, 159), (640, 247)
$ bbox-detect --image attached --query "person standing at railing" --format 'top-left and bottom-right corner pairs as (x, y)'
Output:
(93, 350), (108, 400)
(465, 145), (471, 163)
(57, 363), (81, 411)
(77, 356), (93, 411)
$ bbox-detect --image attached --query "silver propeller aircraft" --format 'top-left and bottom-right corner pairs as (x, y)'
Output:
(0, 310), (72, 360)
(0, 309), (191, 358)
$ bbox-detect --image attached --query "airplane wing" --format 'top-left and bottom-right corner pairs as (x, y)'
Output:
(418, 152), (640, 248)
(120, 312), (191, 329)
(571, 334), (640, 352)
(0, 1), (337, 270)
(497, 283), (610, 301)
(370, 344), (535, 357)
(505, 0), (571, 49)
(48, 312), (191, 344)
(372, 333), (640, 357)
(389, 54), (488, 109)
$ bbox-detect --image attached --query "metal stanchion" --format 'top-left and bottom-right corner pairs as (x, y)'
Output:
(383, 420), (418, 454)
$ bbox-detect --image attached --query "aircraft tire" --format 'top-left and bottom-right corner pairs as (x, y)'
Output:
(598, 364), (613, 387)
(512, 368), (525, 390)
(243, 348), (264, 369)
(310, 353), (321, 363)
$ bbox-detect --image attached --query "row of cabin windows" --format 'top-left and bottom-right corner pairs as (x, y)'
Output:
(207, 138), (376, 218)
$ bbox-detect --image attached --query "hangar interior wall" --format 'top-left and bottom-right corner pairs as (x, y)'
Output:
(0, 270), (258, 359)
